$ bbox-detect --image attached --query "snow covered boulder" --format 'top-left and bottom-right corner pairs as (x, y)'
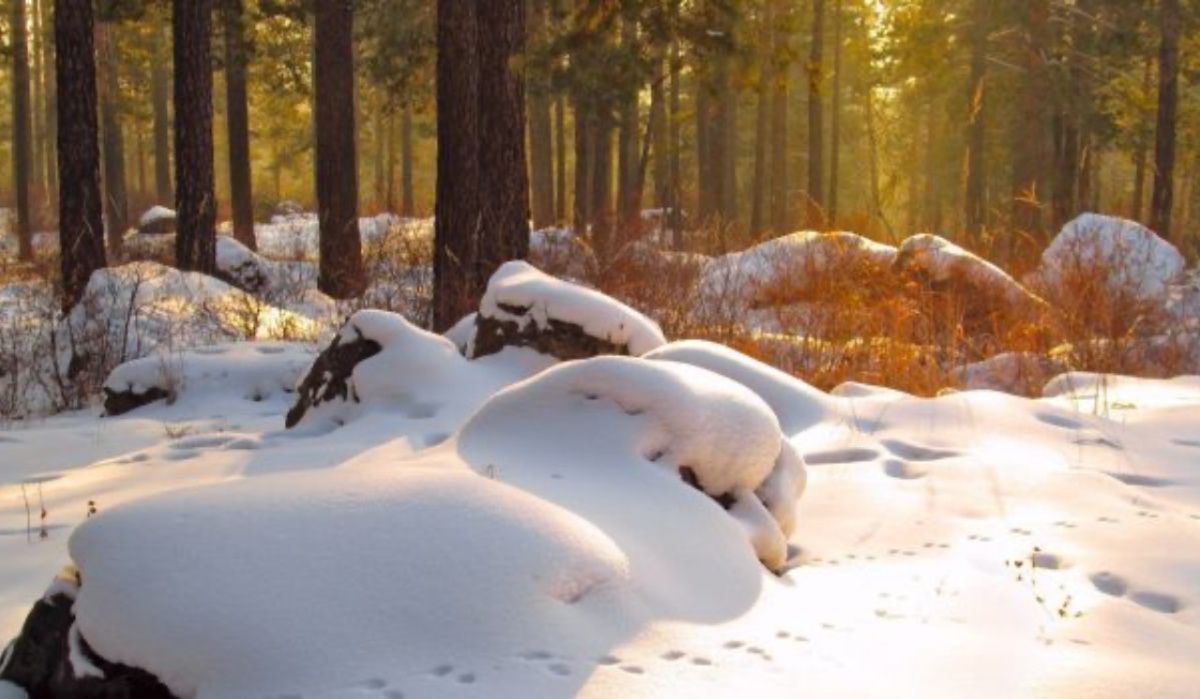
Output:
(213, 236), (269, 294)
(468, 261), (666, 361)
(950, 352), (1068, 396)
(893, 234), (1047, 326)
(135, 206), (176, 236)
(1031, 214), (1185, 303)
(285, 320), (384, 428)
(0, 570), (172, 697)
(459, 356), (806, 570)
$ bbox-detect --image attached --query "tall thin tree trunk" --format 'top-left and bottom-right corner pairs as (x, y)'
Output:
(136, 126), (146, 198)
(12, 0), (34, 260)
(372, 106), (385, 211)
(152, 27), (172, 204)
(1150, 0), (1180, 241)
(750, 75), (769, 236)
(173, 0), (216, 274)
(95, 20), (127, 251)
(651, 55), (669, 212)
(42, 0), (57, 214)
(963, 0), (987, 242)
(55, 0), (106, 309)
(434, 0), (480, 330)
(476, 0), (530, 288)
(1011, 0), (1049, 240)
(668, 38), (683, 243)
(223, 0), (255, 249)
(695, 79), (712, 224)
(528, 0), (555, 230)
(616, 16), (640, 232)
(384, 109), (396, 213)
(401, 102), (414, 217)
(768, 0), (788, 235)
(591, 115), (614, 262)
(314, 0), (364, 297)
(828, 0), (842, 227)
(554, 94), (566, 222)
(806, 0), (825, 229)
(29, 0), (45, 217)
(572, 102), (592, 234)
(1131, 55), (1153, 222)
(923, 101), (940, 231)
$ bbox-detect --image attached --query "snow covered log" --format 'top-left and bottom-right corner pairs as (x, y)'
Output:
(102, 384), (170, 417)
(468, 261), (666, 361)
(285, 322), (383, 428)
(0, 572), (173, 698)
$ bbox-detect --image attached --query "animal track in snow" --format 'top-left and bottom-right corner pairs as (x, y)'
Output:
(803, 447), (880, 465)
(880, 439), (958, 462)
(1035, 412), (1084, 430)
(1089, 571), (1128, 597)
(883, 459), (927, 480)
(1106, 472), (1173, 488)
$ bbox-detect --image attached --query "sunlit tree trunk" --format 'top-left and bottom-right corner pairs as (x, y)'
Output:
(224, 0), (255, 249)
(12, 0), (34, 260)
(95, 20), (128, 251)
(828, 0), (842, 227)
(152, 27), (172, 205)
(963, 0), (987, 242)
(401, 102), (414, 217)
(806, 0), (825, 229)
(1150, 0), (1180, 241)
(528, 0), (555, 230)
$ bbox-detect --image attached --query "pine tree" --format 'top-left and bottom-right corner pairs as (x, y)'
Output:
(173, 0), (216, 274)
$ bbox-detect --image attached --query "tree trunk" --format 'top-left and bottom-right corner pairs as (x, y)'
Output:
(95, 20), (128, 252)
(55, 0), (106, 310)
(12, 0), (34, 260)
(41, 0), (57, 214)
(314, 0), (364, 298)
(768, 0), (788, 235)
(554, 94), (566, 223)
(695, 79), (712, 225)
(223, 0), (255, 250)
(923, 101), (940, 232)
(719, 64), (737, 225)
(651, 55), (668, 212)
(152, 27), (172, 205)
(372, 106), (385, 211)
(616, 15), (640, 233)
(749, 76), (769, 236)
(384, 110), (396, 213)
(963, 0), (987, 242)
(401, 102), (414, 217)
(591, 115), (614, 261)
(572, 102), (592, 234)
(172, 0), (216, 274)
(828, 0), (842, 227)
(806, 0), (825, 229)
(29, 0), (45, 218)
(1150, 0), (1180, 241)
(527, 0), (555, 230)
(434, 0), (480, 330)
(476, 0), (530, 288)
(1010, 0), (1049, 239)
(668, 38), (683, 244)
(1131, 55), (1153, 222)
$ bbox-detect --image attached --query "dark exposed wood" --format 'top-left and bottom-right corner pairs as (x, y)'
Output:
(1150, 0), (1181, 240)
(172, 0), (216, 274)
(55, 0), (107, 310)
(314, 0), (364, 297)
(528, 0), (556, 230)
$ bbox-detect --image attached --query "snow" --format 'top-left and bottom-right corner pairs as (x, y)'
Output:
(137, 206), (176, 228)
(0, 681), (26, 699)
(253, 212), (416, 260)
(476, 261), (666, 356)
(1032, 213), (1186, 301)
(895, 233), (1043, 308)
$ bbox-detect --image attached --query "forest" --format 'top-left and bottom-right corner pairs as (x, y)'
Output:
(0, 3), (1199, 698)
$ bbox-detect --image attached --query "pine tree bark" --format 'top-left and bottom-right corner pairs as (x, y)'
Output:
(750, 75), (769, 236)
(12, 0), (34, 260)
(1131, 55), (1153, 222)
(828, 0), (842, 227)
(152, 27), (172, 205)
(572, 102), (592, 234)
(223, 0), (255, 250)
(963, 0), (987, 242)
(616, 15), (640, 233)
(806, 0), (825, 229)
(29, 0), (45, 216)
(55, 0), (106, 310)
(384, 110), (396, 213)
(527, 0), (555, 230)
(651, 55), (669, 212)
(554, 94), (566, 223)
(173, 0), (216, 274)
(434, 0), (480, 330)
(1150, 0), (1180, 241)
(314, 0), (364, 298)
(41, 0), (57, 214)
(768, 0), (788, 234)
(668, 38), (683, 243)
(591, 115), (614, 260)
(401, 102), (414, 216)
(95, 20), (128, 252)
(476, 0), (530, 288)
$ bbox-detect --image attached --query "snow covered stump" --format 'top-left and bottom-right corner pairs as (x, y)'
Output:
(467, 261), (666, 361)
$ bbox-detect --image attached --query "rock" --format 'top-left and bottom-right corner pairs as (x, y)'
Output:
(214, 236), (269, 294)
(0, 579), (174, 698)
(135, 206), (176, 236)
(285, 325), (382, 428)
(272, 200), (304, 219)
(102, 385), (170, 417)
(471, 308), (635, 361)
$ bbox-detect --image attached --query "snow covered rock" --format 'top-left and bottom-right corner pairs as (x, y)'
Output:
(0, 571), (172, 698)
(700, 231), (898, 310)
(270, 200), (304, 219)
(135, 206), (176, 236)
(469, 261), (666, 361)
(460, 356), (804, 570)
(285, 321), (383, 428)
(214, 236), (269, 293)
(950, 352), (1068, 396)
(893, 234), (1047, 324)
(1032, 213), (1185, 302)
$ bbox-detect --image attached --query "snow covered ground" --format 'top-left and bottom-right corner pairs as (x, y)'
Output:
(2, 317), (1199, 696)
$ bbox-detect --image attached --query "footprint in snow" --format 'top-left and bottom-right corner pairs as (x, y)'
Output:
(803, 447), (880, 466)
(1130, 591), (1181, 614)
(1034, 412), (1084, 430)
(880, 439), (958, 462)
(883, 459), (927, 480)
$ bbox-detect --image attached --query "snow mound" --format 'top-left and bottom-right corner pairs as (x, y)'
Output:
(1032, 213), (1185, 301)
(470, 261), (666, 360)
(460, 356), (802, 569)
(103, 342), (313, 416)
(700, 231), (897, 308)
(894, 234), (1044, 312)
(137, 206), (176, 229)
(67, 466), (632, 698)
(287, 309), (549, 429)
(644, 339), (836, 434)
(951, 352), (1067, 396)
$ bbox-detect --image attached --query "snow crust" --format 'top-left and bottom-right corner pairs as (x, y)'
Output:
(477, 261), (666, 356)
